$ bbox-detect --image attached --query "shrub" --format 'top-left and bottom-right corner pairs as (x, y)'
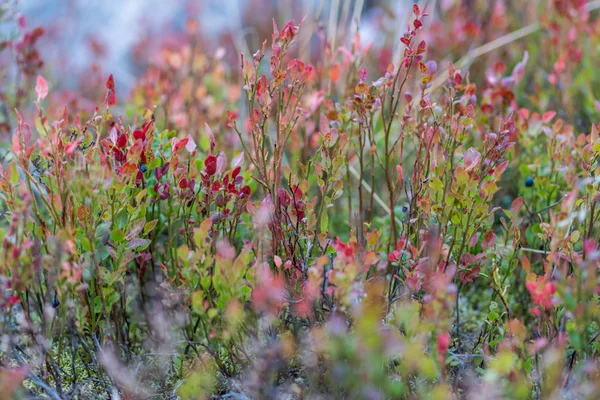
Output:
(2, 1), (600, 399)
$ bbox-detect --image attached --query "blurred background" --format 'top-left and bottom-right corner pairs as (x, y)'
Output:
(3, 0), (533, 92)
(7, 0), (587, 137)
(13, 0), (420, 89)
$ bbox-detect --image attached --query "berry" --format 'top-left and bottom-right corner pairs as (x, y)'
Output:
(525, 177), (534, 187)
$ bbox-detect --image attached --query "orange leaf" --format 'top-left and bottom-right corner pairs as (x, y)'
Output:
(329, 63), (341, 83)
(121, 162), (138, 175)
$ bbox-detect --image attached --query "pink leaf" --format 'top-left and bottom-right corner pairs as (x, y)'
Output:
(511, 51), (529, 84)
(216, 152), (227, 175)
(511, 197), (524, 214)
(231, 152), (244, 168)
(35, 75), (48, 101)
(319, 115), (330, 135)
(542, 111), (556, 124)
(396, 165), (403, 182)
(11, 132), (21, 154)
(463, 147), (481, 171)
(109, 127), (118, 144)
(359, 67), (368, 83)
(65, 141), (80, 156)
(185, 137), (197, 153)
(287, 59), (305, 79)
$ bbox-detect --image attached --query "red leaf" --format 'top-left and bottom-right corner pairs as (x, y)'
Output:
(7, 295), (21, 306)
(454, 71), (463, 85)
(105, 74), (116, 107)
(482, 230), (496, 249)
(256, 74), (268, 96)
(117, 133), (127, 148)
(413, 4), (420, 16)
(240, 185), (251, 198)
(437, 332), (450, 355)
(279, 20), (296, 42)
(173, 137), (189, 153)
(133, 120), (153, 141)
(132, 129), (145, 141)
(226, 110), (237, 128)
(106, 74), (115, 90)
(204, 155), (217, 176)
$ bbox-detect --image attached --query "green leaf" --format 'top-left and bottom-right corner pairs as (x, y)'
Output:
(80, 236), (91, 252)
(451, 214), (460, 225)
(110, 228), (125, 243)
(192, 291), (204, 314)
(524, 358), (532, 375)
(105, 292), (120, 308)
(136, 189), (148, 204)
(321, 212), (329, 232)
(201, 276), (211, 290)
(240, 285), (252, 301)
(207, 308), (218, 320)
(95, 223), (110, 240)
(93, 296), (102, 313)
(429, 177), (443, 192)
(144, 219), (158, 235)
(10, 162), (19, 185)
